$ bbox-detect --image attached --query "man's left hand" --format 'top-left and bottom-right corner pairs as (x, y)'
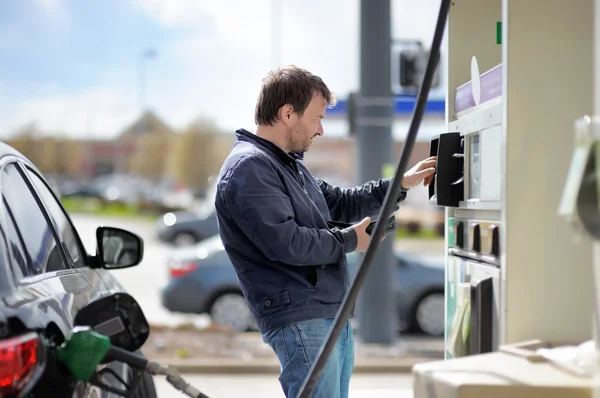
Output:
(401, 156), (437, 189)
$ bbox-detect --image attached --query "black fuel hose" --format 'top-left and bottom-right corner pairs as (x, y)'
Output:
(295, 0), (452, 396)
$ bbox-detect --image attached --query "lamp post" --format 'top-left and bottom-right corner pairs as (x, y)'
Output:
(271, 0), (282, 68)
(125, 48), (157, 174)
(355, 0), (396, 345)
(137, 48), (158, 110)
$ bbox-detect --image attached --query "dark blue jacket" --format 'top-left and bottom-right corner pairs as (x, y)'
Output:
(214, 129), (407, 333)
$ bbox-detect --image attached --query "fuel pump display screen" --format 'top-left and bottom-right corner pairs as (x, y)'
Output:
(469, 134), (481, 199)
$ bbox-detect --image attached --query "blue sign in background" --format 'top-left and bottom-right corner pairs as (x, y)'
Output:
(327, 95), (445, 116)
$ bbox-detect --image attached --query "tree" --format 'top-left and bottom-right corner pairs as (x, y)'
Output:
(166, 119), (233, 193)
(8, 123), (41, 163)
(37, 136), (60, 174)
(129, 133), (173, 179)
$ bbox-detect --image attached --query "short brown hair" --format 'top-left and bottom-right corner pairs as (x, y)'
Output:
(255, 65), (337, 126)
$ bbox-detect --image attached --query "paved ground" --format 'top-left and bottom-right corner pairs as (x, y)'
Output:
(72, 214), (439, 396)
(153, 373), (415, 398)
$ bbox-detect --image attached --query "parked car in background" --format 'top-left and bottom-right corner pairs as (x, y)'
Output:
(0, 142), (157, 397)
(156, 179), (219, 246)
(155, 181), (445, 246)
(155, 209), (219, 246)
(161, 234), (445, 336)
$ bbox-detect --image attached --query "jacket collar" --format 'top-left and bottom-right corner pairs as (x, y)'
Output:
(236, 129), (305, 162)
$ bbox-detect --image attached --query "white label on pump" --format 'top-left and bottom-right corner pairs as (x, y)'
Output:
(448, 257), (456, 298)
(471, 56), (481, 105)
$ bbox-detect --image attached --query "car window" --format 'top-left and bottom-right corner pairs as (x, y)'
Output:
(3, 203), (31, 279)
(25, 169), (86, 268)
(2, 164), (68, 273)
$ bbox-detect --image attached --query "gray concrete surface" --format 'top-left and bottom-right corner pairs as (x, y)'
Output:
(153, 373), (414, 398)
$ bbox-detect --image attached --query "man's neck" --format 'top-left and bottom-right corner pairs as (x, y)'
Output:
(256, 125), (290, 153)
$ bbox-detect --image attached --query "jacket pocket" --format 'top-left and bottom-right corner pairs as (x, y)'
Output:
(300, 267), (319, 288)
(259, 290), (291, 315)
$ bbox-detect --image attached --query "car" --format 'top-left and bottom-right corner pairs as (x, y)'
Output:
(0, 142), (157, 397)
(155, 199), (446, 247)
(155, 209), (219, 247)
(161, 234), (445, 336)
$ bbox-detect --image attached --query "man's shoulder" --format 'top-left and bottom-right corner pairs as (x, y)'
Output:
(222, 144), (273, 172)
(218, 145), (276, 189)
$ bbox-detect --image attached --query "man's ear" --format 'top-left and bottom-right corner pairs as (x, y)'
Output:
(279, 104), (295, 124)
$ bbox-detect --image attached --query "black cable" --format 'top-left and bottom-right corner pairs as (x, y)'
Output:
(295, 0), (452, 396)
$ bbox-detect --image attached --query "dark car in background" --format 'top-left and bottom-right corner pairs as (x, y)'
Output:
(161, 234), (445, 336)
(0, 142), (156, 397)
(155, 209), (219, 247)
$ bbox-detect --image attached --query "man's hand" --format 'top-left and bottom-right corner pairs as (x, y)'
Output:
(351, 217), (372, 252)
(350, 217), (382, 252)
(401, 156), (437, 189)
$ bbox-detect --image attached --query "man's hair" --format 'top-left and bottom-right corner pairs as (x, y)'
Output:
(255, 65), (337, 126)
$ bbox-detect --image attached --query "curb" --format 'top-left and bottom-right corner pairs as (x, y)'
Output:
(147, 356), (441, 374)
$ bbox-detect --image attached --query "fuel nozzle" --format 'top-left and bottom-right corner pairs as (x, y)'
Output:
(55, 326), (149, 397)
(54, 326), (209, 398)
(55, 326), (112, 382)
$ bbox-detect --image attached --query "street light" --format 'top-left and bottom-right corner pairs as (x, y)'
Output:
(271, 0), (282, 68)
(137, 48), (158, 110)
(128, 48), (158, 175)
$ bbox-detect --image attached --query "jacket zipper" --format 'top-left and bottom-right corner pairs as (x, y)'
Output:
(290, 161), (305, 188)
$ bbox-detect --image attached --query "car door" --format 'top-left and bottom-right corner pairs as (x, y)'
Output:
(17, 163), (132, 397)
(0, 160), (101, 328)
(24, 166), (129, 297)
(0, 159), (102, 397)
(21, 164), (112, 295)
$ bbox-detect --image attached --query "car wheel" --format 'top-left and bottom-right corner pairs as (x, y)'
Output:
(173, 232), (197, 247)
(210, 292), (255, 332)
(415, 292), (445, 336)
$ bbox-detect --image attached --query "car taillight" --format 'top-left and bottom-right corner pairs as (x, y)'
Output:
(169, 261), (198, 278)
(0, 332), (40, 396)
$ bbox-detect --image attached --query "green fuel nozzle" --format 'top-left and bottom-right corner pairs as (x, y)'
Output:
(54, 325), (208, 398)
(55, 326), (111, 381)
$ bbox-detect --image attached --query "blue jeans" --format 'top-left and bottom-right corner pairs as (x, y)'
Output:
(262, 318), (355, 398)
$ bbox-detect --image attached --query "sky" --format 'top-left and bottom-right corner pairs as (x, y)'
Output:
(0, 0), (446, 140)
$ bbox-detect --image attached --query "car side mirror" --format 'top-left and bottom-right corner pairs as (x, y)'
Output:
(74, 292), (149, 354)
(96, 226), (144, 269)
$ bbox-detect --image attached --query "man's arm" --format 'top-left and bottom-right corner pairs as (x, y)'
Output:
(220, 155), (358, 266)
(317, 178), (408, 224)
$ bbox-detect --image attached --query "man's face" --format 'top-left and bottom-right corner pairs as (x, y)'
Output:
(286, 94), (326, 153)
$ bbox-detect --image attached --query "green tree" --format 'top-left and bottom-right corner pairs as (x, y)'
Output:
(167, 119), (233, 193)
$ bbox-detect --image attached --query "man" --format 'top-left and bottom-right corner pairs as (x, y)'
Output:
(214, 65), (436, 398)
